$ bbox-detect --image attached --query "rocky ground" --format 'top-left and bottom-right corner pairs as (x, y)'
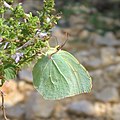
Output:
(0, 0), (120, 120)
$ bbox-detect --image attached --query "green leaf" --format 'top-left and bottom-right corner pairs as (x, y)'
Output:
(33, 48), (92, 100)
(4, 64), (16, 80)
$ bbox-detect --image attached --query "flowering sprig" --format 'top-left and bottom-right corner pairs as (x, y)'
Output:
(0, 0), (60, 86)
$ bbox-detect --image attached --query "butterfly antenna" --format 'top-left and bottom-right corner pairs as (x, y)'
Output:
(52, 35), (59, 46)
(50, 33), (69, 57)
(58, 32), (69, 50)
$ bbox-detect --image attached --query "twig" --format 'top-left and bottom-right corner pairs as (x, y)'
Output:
(0, 90), (9, 120)
(3, 1), (12, 9)
(16, 40), (32, 51)
(0, 78), (5, 87)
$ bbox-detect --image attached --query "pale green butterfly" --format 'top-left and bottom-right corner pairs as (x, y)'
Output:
(32, 46), (92, 100)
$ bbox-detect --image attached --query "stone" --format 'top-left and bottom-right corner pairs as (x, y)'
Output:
(91, 33), (120, 46)
(62, 25), (84, 36)
(0, 80), (17, 93)
(85, 58), (102, 70)
(94, 102), (112, 117)
(75, 49), (102, 70)
(54, 104), (67, 119)
(18, 81), (34, 92)
(22, 0), (42, 13)
(100, 47), (116, 65)
(78, 30), (90, 40)
(67, 100), (95, 116)
(116, 30), (120, 38)
(6, 104), (25, 119)
(94, 102), (106, 117)
(112, 104), (120, 120)
(69, 15), (87, 26)
(75, 49), (99, 58)
(18, 69), (33, 83)
(0, 80), (24, 107)
(105, 32), (116, 40)
(25, 91), (55, 119)
(104, 64), (120, 86)
(94, 86), (119, 102)
(90, 70), (106, 91)
(117, 48), (120, 55)
(4, 91), (24, 107)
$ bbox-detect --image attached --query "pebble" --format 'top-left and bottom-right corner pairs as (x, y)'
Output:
(6, 104), (25, 119)
(0, 80), (24, 107)
(67, 100), (95, 116)
(112, 104), (120, 120)
(69, 15), (86, 26)
(90, 70), (106, 91)
(94, 102), (112, 117)
(25, 91), (56, 119)
(78, 30), (90, 40)
(18, 69), (33, 83)
(94, 86), (119, 102)
(91, 33), (120, 46)
(75, 49), (102, 70)
(85, 58), (102, 69)
(18, 81), (34, 92)
(105, 64), (120, 86)
(100, 47), (116, 65)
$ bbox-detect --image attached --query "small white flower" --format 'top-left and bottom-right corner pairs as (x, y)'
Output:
(4, 42), (9, 49)
(0, 42), (3, 46)
(46, 17), (50, 23)
(39, 32), (47, 38)
(12, 52), (23, 63)
(36, 29), (48, 38)
(4, 1), (12, 9)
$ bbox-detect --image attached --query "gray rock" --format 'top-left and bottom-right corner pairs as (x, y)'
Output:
(22, 0), (42, 13)
(90, 70), (106, 91)
(0, 80), (24, 107)
(95, 86), (119, 102)
(4, 91), (24, 107)
(105, 32), (116, 41)
(92, 32), (120, 46)
(6, 104), (25, 119)
(105, 64), (120, 86)
(18, 81), (34, 92)
(69, 15), (86, 27)
(94, 102), (112, 118)
(75, 49), (102, 70)
(112, 104), (120, 120)
(75, 49), (99, 59)
(85, 58), (102, 69)
(19, 69), (33, 83)
(116, 30), (120, 38)
(67, 100), (95, 116)
(25, 91), (55, 119)
(100, 47), (117, 65)
(78, 30), (90, 40)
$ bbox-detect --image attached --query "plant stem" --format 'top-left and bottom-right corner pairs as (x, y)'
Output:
(3, 1), (12, 9)
(0, 90), (9, 120)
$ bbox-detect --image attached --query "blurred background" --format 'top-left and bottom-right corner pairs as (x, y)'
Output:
(0, 0), (120, 120)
